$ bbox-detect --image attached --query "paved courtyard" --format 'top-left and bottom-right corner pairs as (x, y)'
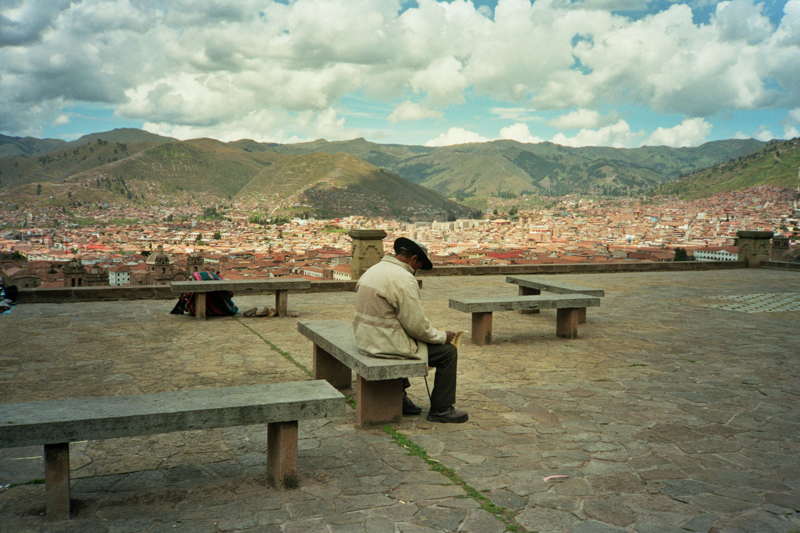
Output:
(1, 268), (799, 533)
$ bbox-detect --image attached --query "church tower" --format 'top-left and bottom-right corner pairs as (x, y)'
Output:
(187, 251), (204, 274)
(62, 258), (86, 287)
(146, 245), (175, 285)
(84, 265), (110, 286)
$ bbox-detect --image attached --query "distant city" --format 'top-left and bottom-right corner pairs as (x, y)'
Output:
(1, 185), (797, 289)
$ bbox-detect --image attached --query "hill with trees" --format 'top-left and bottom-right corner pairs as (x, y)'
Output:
(650, 138), (800, 200)
(0, 133), (473, 220)
(2, 128), (795, 220)
(259, 137), (766, 200)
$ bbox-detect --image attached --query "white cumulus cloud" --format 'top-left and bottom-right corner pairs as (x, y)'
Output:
(754, 127), (775, 141)
(425, 127), (489, 146)
(549, 109), (614, 130)
(644, 118), (712, 147)
(491, 107), (539, 121)
(51, 114), (70, 126)
(499, 123), (544, 144)
(1, 0), (799, 146)
(551, 120), (641, 148)
(388, 101), (443, 123)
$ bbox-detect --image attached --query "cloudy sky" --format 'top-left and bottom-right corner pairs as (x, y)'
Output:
(1, 0), (799, 148)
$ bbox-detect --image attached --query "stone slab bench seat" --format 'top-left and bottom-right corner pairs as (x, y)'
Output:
(0, 381), (344, 522)
(506, 275), (605, 322)
(449, 294), (601, 345)
(298, 319), (428, 427)
(170, 279), (311, 319)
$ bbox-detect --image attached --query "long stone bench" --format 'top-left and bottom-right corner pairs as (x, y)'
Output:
(449, 294), (601, 345)
(506, 275), (605, 322)
(0, 381), (344, 522)
(170, 279), (311, 319)
(297, 320), (428, 427)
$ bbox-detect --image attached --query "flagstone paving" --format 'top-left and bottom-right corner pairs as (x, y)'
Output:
(1, 268), (799, 533)
(705, 293), (800, 313)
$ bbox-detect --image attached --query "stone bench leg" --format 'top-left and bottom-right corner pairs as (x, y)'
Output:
(267, 421), (298, 489)
(472, 312), (492, 346)
(356, 376), (403, 427)
(313, 344), (352, 389)
(519, 286), (540, 314)
(578, 307), (587, 324)
(195, 292), (207, 319)
(275, 290), (288, 317)
(45, 442), (70, 522)
(556, 308), (581, 339)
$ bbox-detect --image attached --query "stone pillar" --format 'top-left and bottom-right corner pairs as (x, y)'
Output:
(771, 235), (790, 262)
(45, 443), (70, 521)
(313, 344), (352, 389)
(349, 229), (387, 280)
(736, 230), (774, 267)
(266, 421), (298, 489)
(356, 375), (403, 427)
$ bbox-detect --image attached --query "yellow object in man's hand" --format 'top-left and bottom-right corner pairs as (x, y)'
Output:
(452, 331), (466, 349)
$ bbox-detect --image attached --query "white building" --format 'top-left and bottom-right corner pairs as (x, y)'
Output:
(108, 264), (132, 286)
(302, 266), (326, 278)
(694, 247), (739, 261)
(332, 265), (351, 281)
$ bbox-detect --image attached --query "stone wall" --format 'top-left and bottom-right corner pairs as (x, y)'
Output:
(17, 280), (357, 304)
(16, 262), (746, 303)
(761, 261), (800, 271)
(416, 260), (748, 277)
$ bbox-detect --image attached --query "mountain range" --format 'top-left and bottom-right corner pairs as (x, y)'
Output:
(259, 136), (768, 199)
(1, 128), (796, 220)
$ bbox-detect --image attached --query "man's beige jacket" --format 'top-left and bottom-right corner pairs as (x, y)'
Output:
(353, 255), (446, 362)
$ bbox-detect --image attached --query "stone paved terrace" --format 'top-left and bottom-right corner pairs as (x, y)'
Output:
(1, 269), (800, 533)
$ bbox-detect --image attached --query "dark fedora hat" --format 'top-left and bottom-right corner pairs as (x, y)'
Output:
(394, 237), (433, 270)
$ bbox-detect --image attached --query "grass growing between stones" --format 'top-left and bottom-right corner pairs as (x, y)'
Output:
(7, 478), (44, 488)
(235, 318), (312, 378)
(236, 319), (356, 409)
(383, 425), (521, 532)
(234, 324), (516, 527)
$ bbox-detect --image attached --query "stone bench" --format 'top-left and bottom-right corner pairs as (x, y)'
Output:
(0, 381), (344, 522)
(449, 294), (601, 345)
(506, 275), (605, 323)
(170, 279), (311, 319)
(297, 320), (428, 427)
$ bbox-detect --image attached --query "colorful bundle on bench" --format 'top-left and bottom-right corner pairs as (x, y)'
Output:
(171, 271), (239, 316)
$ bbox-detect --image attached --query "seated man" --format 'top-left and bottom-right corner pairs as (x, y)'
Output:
(353, 237), (468, 423)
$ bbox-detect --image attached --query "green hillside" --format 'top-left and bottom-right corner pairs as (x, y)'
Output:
(69, 128), (175, 147)
(0, 129), (179, 192)
(0, 136), (471, 220)
(0, 134), (68, 158)
(237, 151), (473, 219)
(113, 138), (272, 199)
(651, 138), (800, 200)
(0, 138), (152, 190)
(0, 128), (174, 159)
(0, 128), (783, 218)
(263, 137), (765, 199)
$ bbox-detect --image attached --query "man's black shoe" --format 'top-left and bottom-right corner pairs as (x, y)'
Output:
(427, 406), (468, 423)
(403, 394), (422, 415)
